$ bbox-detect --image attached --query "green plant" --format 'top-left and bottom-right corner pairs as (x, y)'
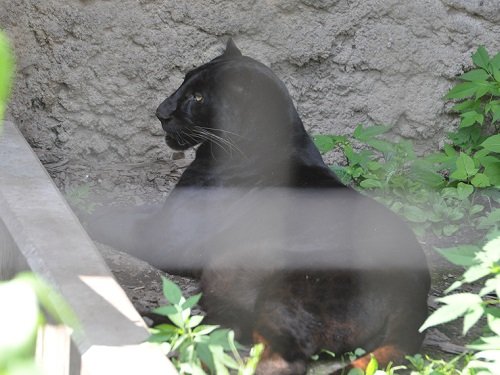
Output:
(313, 47), (499, 239)
(404, 353), (471, 375)
(0, 273), (78, 375)
(423, 47), (499, 192)
(65, 184), (96, 214)
(445, 47), (499, 152)
(314, 124), (422, 191)
(419, 235), (500, 375)
(335, 238), (500, 375)
(313, 125), (487, 237)
(149, 277), (263, 375)
(0, 30), (14, 126)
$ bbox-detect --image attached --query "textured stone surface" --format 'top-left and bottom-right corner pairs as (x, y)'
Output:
(1, 0), (499, 171)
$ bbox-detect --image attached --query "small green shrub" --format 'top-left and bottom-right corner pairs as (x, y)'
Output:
(0, 30), (14, 126)
(65, 184), (96, 214)
(404, 353), (471, 375)
(337, 236), (500, 375)
(419, 235), (500, 375)
(313, 46), (499, 239)
(149, 277), (263, 375)
(313, 124), (497, 237)
(445, 46), (500, 158)
(310, 46), (500, 375)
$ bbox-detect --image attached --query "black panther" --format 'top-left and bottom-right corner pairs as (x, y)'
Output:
(88, 39), (430, 374)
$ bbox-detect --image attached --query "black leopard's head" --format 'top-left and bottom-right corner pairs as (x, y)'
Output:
(156, 39), (303, 156)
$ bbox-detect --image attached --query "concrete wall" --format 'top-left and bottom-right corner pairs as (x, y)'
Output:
(2, 0), (499, 170)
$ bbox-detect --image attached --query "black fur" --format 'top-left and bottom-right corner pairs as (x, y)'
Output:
(88, 39), (430, 374)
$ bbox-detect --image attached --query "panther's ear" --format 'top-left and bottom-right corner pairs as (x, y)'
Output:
(223, 38), (242, 57)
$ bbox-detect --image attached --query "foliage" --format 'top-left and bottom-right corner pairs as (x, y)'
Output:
(314, 123), (498, 237)
(403, 353), (472, 375)
(149, 277), (263, 375)
(0, 273), (78, 375)
(313, 47), (499, 238)
(0, 30), (14, 126)
(309, 46), (500, 375)
(419, 235), (500, 375)
(65, 184), (96, 214)
(445, 46), (500, 155)
(333, 236), (500, 375)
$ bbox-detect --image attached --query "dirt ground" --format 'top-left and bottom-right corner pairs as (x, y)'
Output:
(48, 154), (485, 372)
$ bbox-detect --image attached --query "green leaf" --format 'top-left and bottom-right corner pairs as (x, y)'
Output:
(474, 83), (495, 99)
(0, 32), (15, 122)
(148, 332), (177, 343)
(452, 99), (479, 113)
(463, 305), (484, 335)
(403, 205), (428, 223)
(347, 368), (364, 375)
(443, 224), (459, 236)
(208, 329), (232, 351)
(210, 345), (238, 373)
(353, 124), (392, 141)
(171, 334), (188, 352)
(420, 293), (482, 331)
(450, 153), (478, 180)
(180, 362), (206, 375)
(444, 144), (457, 157)
(193, 324), (219, 336)
(153, 304), (178, 317)
(359, 179), (383, 189)
(467, 335), (500, 350)
(463, 265), (491, 283)
(446, 280), (463, 293)
(471, 173), (491, 188)
(481, 134), (500, 153)
(482, 161), (500, 186)
(153, 323), (180, 335)
(472, 46), (490, 71)
(313, 135), (335, 154)
(436, 245), (480, 267)
(367, 161), (382, 171)
(491, 52), (500, 71)
(470, 204), (485, 216)
(494, 66), (500, 83)
(446, 82), (479, 99)
(475, 148), (491, 159)
(163, 308), (185, 328)
(486, 307), (500, 335)
(460, 69), (490, 82)
(483, 237), (500, 263)
(354, 348), (367, 357)
(195, 341), (215, 373)
(161, 277), (183, 305)
(490, 102), (500, 123)
(419, 304), (463, 331)
(478, 209), (500, 230)
(242, 344), (265, 375)
(153, 303), (187, 329)
(182, 293), (202, 310)
(410, 160), (445, 188)
(187, 315), (204, 328)
(460, 111), (484, 128)
(365, 355), (378, 375)
(365, 138), (393, 154)
(456, 182), (474, 200)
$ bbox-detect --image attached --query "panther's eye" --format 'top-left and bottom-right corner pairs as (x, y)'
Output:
(193, 93), (204, 103)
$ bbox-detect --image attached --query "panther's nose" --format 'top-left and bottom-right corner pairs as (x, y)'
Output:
(156, 108), (170, 122)
(156, 97), (177, 122)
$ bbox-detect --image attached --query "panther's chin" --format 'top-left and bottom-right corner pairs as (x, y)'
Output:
(165, 134), (192, 151)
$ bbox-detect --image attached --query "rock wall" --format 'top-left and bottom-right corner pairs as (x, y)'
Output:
(1, 0), (499, 168)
